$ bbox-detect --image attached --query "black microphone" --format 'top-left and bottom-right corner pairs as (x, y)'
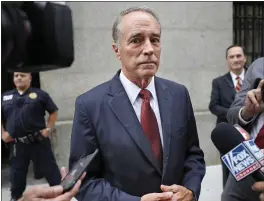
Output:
(211, 122), (264, 181)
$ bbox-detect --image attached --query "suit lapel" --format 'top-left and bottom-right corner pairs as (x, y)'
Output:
(107, 71), (162, 175)
(224, 73), (236, 94)
(155, 78), (172, 178)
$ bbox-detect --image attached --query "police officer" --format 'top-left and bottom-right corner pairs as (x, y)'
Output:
(1, 72), (61, 201)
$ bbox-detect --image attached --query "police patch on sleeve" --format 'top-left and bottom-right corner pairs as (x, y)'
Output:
(29, 92), (37, 99)
(3, 95), (13, 101)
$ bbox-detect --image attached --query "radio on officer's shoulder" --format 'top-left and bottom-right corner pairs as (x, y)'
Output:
(60, 149), (99, 193)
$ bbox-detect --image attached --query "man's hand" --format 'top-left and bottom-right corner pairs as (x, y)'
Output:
(2, 131), (14, 143)
(18, 167), (86, 201)
(19, 181), (81, 201)
(252, 181), (264, 201)
(141, 192), (173, 201)
(251, 166), (264, 201)
(41, 128), (50, 138)
(161, 184), (194, 201)
(241, 79), (264, 120)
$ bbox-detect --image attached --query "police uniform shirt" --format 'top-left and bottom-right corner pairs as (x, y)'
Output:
(2, 87), (58, 138)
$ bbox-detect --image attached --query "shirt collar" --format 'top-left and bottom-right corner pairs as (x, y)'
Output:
(15, 87), (32, 96)
(230, 69), (245, 82)
(119, 70), (156, 105)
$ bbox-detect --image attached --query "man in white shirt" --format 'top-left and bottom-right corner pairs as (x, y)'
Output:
(209, 45), (247, 188)
(222, 57), (264, 201)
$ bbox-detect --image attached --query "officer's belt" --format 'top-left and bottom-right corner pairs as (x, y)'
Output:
(13, 131), (45, 144)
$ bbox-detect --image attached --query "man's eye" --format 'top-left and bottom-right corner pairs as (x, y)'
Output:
(151, 38), (160, 43)
(131, 38), (141, 44)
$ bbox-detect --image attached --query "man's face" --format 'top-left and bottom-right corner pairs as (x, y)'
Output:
(226, 47), (247, 72)
(113, 11), (161, 81)
(13, 72), (31, 89)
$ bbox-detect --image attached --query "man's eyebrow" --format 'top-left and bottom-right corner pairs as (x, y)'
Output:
(152, 33), (161, 38)
(129, 32), (161, 39)
(129, 33), (142, 39)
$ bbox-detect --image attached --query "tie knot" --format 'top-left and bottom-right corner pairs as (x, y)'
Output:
(139, 89), (151, 100)
(236, 76), (241, 81)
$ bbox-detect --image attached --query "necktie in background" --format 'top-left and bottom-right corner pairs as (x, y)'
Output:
(255, 124), (264, 149)
(235, 76), (241, 92)
(139, 89), (163, 168)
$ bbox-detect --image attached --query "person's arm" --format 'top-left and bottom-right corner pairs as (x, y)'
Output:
(2, 123), (6, 134)
(46, 111), (58, 129)
(2, 123), (13, 143)
(209, 78), (228, 118)
(181, 88), (206, 200)
(1, 99), (13, 142)
(41, 91), (59, 137)
(227, 58), (259, 126)
(69, 97), (141, 201)
(18, 167), (84, 201)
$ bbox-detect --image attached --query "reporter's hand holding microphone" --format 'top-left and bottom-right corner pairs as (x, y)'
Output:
(18, 167), (86, 201)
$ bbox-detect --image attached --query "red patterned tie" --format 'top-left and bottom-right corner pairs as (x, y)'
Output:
(235, 77), (241, 92)
(139, 89), (163, 167)
(255, 124), (264, 149)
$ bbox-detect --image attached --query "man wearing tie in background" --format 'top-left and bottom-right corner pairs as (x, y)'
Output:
(209, 45), (247, 188)
(69, 6), (205, 201)
(223, 57), (264, 201)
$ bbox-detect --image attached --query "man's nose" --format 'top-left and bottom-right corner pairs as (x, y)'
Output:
(233, 57), (239, 62)
(142, 40), (154, 56)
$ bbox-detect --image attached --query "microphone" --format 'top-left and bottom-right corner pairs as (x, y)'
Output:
(211, 122), (264, 181)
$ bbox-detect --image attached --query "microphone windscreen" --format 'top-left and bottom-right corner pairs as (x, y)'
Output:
(211, 122), (245, 154)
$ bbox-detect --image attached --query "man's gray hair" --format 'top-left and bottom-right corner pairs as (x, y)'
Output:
(112, 6), (161, 45)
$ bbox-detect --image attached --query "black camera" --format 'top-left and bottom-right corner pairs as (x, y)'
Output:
(1, 2), (74, 72)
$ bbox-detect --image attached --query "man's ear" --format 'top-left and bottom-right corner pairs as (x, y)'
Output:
(28, 73), (32, 81)
(244, 56), (247, 62)
(112, 43), (121, 60)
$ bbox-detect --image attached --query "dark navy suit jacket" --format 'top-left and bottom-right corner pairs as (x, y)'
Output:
(69, 70), (205, 201)
(209, 73), (237, 124)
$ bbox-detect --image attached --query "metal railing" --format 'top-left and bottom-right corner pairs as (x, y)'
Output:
(233, 2), (264, 63)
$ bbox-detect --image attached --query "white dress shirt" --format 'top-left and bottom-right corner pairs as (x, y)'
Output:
(230, 69), (245, 88)
(239, 109), (264, 140)
(119, 70), (164, 147)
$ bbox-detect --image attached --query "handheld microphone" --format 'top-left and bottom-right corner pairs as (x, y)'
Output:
(211, 122), (264, 181)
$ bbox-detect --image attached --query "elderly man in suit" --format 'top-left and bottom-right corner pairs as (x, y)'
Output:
(209, 45), (247, 188)
(69, 6), (205, 201)
(222, 57), (264, 201)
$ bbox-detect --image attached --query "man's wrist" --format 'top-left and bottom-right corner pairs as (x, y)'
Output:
(240, 107), (254, 123)
(45, 127), (53, 134)
(187, 188), (197, 201)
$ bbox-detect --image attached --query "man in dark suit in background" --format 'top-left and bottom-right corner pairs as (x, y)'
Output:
(209, 45), (247, 188)
(69, 6), (205, 201)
